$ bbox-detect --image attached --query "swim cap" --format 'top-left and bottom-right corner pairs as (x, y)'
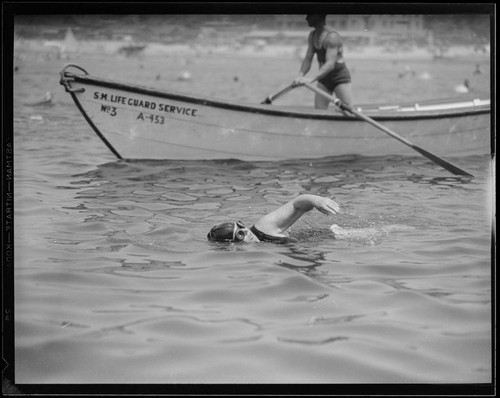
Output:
(207, 221), (246, 242)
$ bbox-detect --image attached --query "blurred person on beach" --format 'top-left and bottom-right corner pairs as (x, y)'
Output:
(292, 14), (353, 109)
(207, 194), (340, 243)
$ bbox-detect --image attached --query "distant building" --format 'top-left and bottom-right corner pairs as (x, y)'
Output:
(271, 14), (428, 47)
(368, 15), (427, 45)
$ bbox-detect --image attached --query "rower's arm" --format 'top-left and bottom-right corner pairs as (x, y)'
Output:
(298, 32), (315, 76)
(314, 33), (342, 81)
(293, 33), (315, 85)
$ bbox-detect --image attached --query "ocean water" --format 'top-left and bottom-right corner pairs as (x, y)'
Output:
(11, 50), (493, 388)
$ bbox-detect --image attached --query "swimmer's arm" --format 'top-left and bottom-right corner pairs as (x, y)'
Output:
(254, 194), (340, 236)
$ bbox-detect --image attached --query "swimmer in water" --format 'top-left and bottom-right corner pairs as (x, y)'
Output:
(207, 194), (340, 243)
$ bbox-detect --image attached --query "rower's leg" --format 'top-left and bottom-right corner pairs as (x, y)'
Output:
(314, 82), (331, 109)
(334, 83), (353, 107)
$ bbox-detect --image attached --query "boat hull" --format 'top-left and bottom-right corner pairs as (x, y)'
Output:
(60, 66), (491, 161)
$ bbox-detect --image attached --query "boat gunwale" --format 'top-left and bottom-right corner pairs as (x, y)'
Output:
(64, 72), (491, 122)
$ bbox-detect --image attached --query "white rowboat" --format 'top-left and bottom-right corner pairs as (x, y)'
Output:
(60, 64), (491, 162)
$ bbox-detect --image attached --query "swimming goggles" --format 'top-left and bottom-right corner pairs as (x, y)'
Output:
(233, 221), (247, 241)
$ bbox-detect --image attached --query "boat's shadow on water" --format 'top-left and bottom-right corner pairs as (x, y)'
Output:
(82, 153), (484, 180)
(68, 154), (483, 212)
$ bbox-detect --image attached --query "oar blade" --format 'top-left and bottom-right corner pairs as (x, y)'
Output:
(411, 145), (474, 177)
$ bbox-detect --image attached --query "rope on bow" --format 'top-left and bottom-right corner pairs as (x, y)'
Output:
(59, 64), (89, 93)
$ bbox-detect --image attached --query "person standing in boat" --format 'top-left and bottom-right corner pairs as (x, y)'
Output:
(292, 14), (353, 109)
(207, 194), (340, 243)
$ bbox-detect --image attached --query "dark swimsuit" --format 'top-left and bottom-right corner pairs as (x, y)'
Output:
(312, 30), (351, 92)
(250, 226), (298, 244)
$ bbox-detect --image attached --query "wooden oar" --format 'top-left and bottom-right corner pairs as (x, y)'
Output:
(261, 84), (295, 104)
(303, 82), (474, 177)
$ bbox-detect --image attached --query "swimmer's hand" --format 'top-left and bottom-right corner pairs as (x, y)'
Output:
(313, 196), (341, 216)
(293, 194), (340, 215)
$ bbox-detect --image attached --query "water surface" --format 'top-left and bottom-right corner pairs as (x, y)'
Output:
(12, 48), (493, 386)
